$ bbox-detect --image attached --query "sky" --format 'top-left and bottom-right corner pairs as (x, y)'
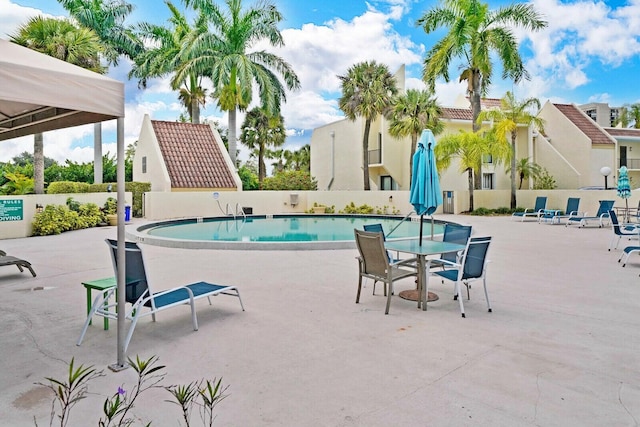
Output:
(1, 0), (640, 167)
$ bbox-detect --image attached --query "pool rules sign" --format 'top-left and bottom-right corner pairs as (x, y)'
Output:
(0, 199), (23, 221)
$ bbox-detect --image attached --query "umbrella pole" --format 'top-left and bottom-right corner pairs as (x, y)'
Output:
(430, 215), (434, 240)
(419, 214), (424, 246)
(626, 199), (629, 222)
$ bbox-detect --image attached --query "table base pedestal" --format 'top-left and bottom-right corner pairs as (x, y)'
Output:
(398, 289), (439, 302)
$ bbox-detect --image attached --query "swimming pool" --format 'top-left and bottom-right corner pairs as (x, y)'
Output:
(129, 214), (446, 250)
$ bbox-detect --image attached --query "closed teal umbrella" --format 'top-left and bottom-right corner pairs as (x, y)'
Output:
(617, 166), (631, 221)
(410, 129), (442, 244)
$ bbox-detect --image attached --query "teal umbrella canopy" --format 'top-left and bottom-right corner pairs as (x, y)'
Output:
(617, 166), (631, 199)
(410, 129), (442, 242)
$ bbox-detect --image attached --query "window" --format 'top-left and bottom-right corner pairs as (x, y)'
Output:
(380, 175), (397, 190)
(482, 173), (494, 190)
(142, 156), (147, 173)
(482, 154), (493, 164)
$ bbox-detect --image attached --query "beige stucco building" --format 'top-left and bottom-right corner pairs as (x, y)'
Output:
(311, 67), (640, 193)
(133, 115), (242, 192)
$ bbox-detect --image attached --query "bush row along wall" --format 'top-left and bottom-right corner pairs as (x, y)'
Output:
(0, 192), (132, 239)
(47, 181), (150, 218)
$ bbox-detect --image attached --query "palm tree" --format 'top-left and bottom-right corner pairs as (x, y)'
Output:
(58, 0), (142, 184)
(631, 104), (640, 129)
(338, 61), (398, 190)
(267, 148), (286, 173)
(508, 157), (542, 190)
(129, 1), (208, 124)
(284, 145), (310, 172)
(436, 130), (510, 211)
(388, 88), (443, 183)
(179, 0), (301, 167)
(10, 16), (104, 194)
(477, 91), (545, 209)
(417, 0), (546, 133)
(239, 107), (285, 186)
(58, 0), (142, 65)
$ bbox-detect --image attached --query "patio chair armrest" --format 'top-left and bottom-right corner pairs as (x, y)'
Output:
(431, 258), (461, 269)
(152, 285), (195, 300)
(0, 250), (6, 256)
(391, 257), (418, 268)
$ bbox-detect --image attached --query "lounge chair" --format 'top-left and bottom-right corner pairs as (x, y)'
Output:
(512, 196), (547, 222)
(0, 250), (36, 277)
(77, 239), (244, 352)
(538, 197), (581, 225)
(608, 210), (640, 251)
(354, 229), (418, 315)
(430, 236), (492, 318)
(619, 245), (640, 267)
(566, 200), (614, 228)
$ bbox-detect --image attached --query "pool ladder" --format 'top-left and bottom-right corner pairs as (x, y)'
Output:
(216, 200), (246, 221)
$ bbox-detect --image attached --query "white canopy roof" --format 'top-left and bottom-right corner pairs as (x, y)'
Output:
(0, 38), (124, 141)
(0, 39), (130, 367)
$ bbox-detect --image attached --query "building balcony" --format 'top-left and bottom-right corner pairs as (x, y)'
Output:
(621, 158), (640, 170)
(368, 148), (381, 165)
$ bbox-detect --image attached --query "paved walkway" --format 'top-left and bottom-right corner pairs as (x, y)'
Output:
(1, 215), (639, 426)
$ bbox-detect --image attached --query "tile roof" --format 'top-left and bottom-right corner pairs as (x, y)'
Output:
(462, 97), (503, 109)
(442, 107), (473, 121)
(151, 120), (237, 189)
(442, 98), (502, 121)
(553, 103), (615, 145)
(604, 127), (640, 138)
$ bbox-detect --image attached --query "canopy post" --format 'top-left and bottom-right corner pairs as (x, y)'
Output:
(110, 117), (128, 372)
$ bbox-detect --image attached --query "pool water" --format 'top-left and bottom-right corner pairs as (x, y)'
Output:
(133, 214), (445, 250)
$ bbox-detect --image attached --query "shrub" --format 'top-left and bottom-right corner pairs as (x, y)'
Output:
(534, 168), (557, 190)
(339, 202), (375, 214)
(32, 205), (76, 235)
(469, 207), (493, 216)
(47, 181), (91, 194)
(103, 197), (117, 215)
(32, 201), (106, 236)
(262, 171), (317, 190)
(77, 202), (104, 227)
(48, 181), (150, 218)
(237, 165), (259, 190)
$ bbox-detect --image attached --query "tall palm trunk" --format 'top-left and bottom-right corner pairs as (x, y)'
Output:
(191, 97), (200, 124)
(362, 119), (372, 190)
(229, 108), (238, 167)
(470, 69), (482, 192)
(467, 167), (474, 212)
(409, 132), (418, 183)
(94, 123), (103, 184)
(34, 133), (44, 194)
(510, 131), (517, 209)
(258, 144), (266, 188)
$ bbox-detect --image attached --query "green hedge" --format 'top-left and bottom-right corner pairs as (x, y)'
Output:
(46, 181), (151, 217)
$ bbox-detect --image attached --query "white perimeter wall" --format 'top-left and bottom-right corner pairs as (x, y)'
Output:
(2, 190), (633, 239)
(0, 193), (132, 239)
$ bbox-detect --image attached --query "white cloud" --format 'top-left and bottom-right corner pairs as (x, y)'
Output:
(0, 0), (56, 37)
(524, 0), (640, 94)
(235, 2), (423, 134)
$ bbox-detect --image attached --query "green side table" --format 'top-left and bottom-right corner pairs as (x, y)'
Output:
(82, 277), (116, 330)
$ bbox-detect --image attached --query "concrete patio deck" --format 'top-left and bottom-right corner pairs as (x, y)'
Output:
(1, 214), (639, 426)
